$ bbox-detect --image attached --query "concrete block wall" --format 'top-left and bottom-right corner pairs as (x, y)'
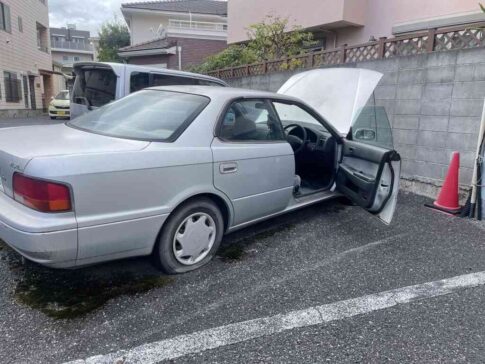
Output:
(227, 47), (485, 188)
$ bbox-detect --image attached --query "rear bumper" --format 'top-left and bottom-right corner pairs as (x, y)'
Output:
(0, 192), (77, 268)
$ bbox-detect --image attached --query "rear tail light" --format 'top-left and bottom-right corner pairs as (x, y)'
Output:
(13, 173), (72, 213)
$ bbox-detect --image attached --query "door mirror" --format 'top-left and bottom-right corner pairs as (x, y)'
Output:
(354, 128), (376, 141)
(351, 105), (393, 149)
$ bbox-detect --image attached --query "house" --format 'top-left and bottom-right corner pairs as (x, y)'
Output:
(119, 0), (227, 70)
(0, 0), (53, 117)
(228, 0), (485, 49)
(50, 24), (96, 74)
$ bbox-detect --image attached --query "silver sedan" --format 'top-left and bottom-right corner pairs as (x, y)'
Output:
(0, 68), (401, 274)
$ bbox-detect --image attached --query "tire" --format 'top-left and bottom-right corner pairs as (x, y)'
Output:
(153, 198), (224, 274)
(50, 116), (56, 120)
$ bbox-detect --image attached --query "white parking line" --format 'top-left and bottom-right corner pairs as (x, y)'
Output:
(66, 271), (485, 364)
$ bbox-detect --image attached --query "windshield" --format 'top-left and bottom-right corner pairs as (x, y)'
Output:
(67, 90), (210, 141)
(55, 91), (69, 100)
(72, 67), (117, 108)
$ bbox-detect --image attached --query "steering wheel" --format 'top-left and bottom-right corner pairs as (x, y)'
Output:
(284, 124), (307, 154)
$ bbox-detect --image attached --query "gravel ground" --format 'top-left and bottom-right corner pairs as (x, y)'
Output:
(0, 192), (484, 363)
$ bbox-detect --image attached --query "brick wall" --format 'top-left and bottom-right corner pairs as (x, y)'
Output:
(227, 47), (485, 189)
(127, 37), (227, 70)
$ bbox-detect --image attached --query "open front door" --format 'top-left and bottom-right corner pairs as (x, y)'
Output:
(336, 140), (401, 224)
(336, 95), (401, 224)
(278, 68), (401, 223)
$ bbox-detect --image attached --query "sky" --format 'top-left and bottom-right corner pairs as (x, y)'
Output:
(48, 0), (126, 36)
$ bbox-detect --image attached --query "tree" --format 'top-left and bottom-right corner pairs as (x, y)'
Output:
(246, 16), (315, 61)
(190, 45), (258, 73)
(97, 18), (130, 63)
(192, 16), (314, 73)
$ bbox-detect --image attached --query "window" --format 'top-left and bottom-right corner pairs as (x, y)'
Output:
(68, 90), (209, 141)
(55, 91), (70, 100)
(72, 67), (117, 108)
(351, 106), (393, 149)
(219, 100), (285, 142)
(0, 2), (11, 33)
(17, 16), (22, 32)
(272, 102), (325, 130)
(62, 55), (69, 61)
(36, 22), (48, 52)
(74, 56), (80, 62)
(151, 74), (221, 87)
(130, 72), (150, 92)
(130, 73), (223, 94)
(4, 71), (22, 103)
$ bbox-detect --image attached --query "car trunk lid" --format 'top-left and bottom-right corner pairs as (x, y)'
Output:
(0, 124), (149, 198)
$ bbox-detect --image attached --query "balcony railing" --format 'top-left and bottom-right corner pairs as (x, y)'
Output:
(51, 40), (93, 51)
(168, 19), (227, 32)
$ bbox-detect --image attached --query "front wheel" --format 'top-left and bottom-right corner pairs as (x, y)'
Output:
(153, 198), (224, 274)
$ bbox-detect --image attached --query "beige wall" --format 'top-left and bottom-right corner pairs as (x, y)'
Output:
(125, 11), (226, 45)
(228, 0), (483, 45)
(0, 0), (51, 112)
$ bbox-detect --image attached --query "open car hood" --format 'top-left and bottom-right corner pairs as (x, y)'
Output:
(278, 68), (383, 135)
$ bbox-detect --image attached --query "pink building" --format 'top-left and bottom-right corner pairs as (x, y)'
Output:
(228, 0), (485, 48)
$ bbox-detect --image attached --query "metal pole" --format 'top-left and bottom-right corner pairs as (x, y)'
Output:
(470, 98), (485, 217)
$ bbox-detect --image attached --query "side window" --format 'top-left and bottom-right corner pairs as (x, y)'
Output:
(198, 79), (223, 87)
(151, 74), (221, 87)
(0, 2), (11, 33)
(272, 101), (323, 128)
(219, 100), (285, 142)
(351, 96), (393, 149)
(152, 74), (197, 86)
(130, 71), (150, 93)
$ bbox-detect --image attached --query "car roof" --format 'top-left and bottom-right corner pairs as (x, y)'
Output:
(146, 85), (300, 102)
(73, 62), (227, 85)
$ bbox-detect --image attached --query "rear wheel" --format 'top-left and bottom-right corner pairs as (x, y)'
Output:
(50, 116), (56, 120)
(154, 198), (224, 274)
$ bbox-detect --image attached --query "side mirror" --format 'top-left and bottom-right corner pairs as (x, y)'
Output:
(354, 128), (376, 141)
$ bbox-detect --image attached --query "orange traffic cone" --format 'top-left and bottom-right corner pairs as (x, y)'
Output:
(427, 151), (461, 214)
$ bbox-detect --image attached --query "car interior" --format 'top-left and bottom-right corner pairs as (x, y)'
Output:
(219, 99), (339, 197)
(283, 122), (337, 196)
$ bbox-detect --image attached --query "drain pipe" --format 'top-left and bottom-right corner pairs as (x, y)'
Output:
(469, 98), (485, 217)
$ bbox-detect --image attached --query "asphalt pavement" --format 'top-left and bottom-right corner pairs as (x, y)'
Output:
(0, 115), (65, 128)
(1, 192), (485, 363)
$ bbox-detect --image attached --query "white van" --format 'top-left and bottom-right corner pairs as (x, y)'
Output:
(70, 62), (228, 119)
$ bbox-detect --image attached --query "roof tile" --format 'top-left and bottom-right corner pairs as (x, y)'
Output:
(122, 0), (227, 16)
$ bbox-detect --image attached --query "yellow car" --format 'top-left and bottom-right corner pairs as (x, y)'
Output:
(48, 90), (70, 119)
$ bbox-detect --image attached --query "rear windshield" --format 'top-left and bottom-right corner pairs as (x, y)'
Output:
(67, 90), (209, 142)
(72, 68), (117, 108)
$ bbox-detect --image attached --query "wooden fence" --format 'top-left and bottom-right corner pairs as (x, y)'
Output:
(207, 22), (485, 79)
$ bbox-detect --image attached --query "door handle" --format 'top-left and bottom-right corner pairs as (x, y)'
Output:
(220, 162), (238, 174)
